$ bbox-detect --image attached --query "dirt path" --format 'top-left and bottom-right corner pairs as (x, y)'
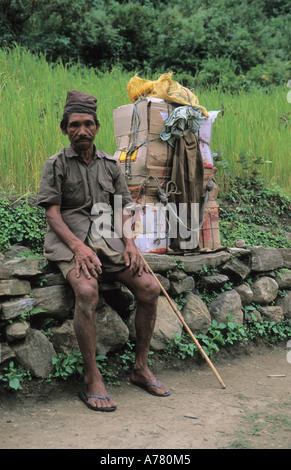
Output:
(0, 343), (290, 450)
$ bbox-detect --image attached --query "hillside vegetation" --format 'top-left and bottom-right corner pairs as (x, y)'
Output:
(0, 47), (290, 195)
(0, 48), (290, 254)
(0, 0), (290, 91)
(0, 1), (290, 251)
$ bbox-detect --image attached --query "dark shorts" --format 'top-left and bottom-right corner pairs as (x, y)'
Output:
(57, 231), (126, 279)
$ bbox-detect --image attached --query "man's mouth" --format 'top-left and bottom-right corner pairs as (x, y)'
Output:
(75, 137), (91, 143)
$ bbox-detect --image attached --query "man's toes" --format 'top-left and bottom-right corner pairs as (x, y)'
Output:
(109, 399), (117, 408)
(101, 396), (117, 409)
(90, 398), (111, 409)
(153, 385), (169, 396)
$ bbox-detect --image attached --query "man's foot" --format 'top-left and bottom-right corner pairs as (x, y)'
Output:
(80, 379), (117, 411)
(130, 368), (171, 397)
(79, 390), (117, 411)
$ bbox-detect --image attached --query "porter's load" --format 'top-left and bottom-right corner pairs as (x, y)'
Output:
(132, 203), (169, 253)
(197, 111), (220, 168)
(113, 97), (176, 202)
(203, 167), (219, 201)
(199, 200), (223, 252)
(127, 73), (209, 117)
(113, 73), (223, 254)
(113, 73), (210, 203)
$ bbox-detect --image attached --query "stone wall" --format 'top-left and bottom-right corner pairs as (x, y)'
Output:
(0, 243), (290, 379)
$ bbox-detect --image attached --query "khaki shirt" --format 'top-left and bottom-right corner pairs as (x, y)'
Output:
(37, 144), (132, 262)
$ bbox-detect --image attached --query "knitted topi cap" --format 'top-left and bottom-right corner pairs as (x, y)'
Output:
(63, 90), (97, 116)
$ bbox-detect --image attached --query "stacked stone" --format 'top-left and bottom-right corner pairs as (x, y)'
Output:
(0, 243), (290, 379)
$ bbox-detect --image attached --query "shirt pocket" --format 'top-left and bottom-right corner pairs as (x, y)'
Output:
(98, 175), (115, 204)
(62, 179), (85, 208)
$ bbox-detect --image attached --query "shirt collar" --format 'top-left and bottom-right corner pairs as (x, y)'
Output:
(65, 144), (102, 161)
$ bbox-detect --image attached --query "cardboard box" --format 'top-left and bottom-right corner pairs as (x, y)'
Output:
(197, 110), (220, 168)
(203, 167), (219, 200)
(199, 200), (222, 251)
(133, 204), (169, 253)
(113, 98), (174, 194)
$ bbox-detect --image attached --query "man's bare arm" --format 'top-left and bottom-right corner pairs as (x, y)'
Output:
(121, 212), (148, 277)
(45, 205), (102, 279)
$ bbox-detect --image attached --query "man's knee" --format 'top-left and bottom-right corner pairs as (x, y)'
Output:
(136, 276), (160, 303)
(73, 280), (99, 312)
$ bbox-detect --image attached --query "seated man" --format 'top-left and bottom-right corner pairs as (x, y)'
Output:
(37, 90), (171, 411)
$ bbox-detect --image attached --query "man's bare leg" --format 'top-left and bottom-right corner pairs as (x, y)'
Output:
(113, 268), (170, 396)
(67, 269), (117, 410)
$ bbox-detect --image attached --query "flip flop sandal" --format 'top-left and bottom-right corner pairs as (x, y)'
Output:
(131, 379), (171, 397)
(78, 390), (116, 412)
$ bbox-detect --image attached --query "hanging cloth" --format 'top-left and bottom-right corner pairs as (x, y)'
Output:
(160, 106), (206, 148)
(169, 129), (204, 251)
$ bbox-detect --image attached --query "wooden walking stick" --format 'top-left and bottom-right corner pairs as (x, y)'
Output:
(140, 253), (226, 389)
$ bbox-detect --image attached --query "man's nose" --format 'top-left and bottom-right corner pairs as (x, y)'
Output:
(78, 125), (88, 135)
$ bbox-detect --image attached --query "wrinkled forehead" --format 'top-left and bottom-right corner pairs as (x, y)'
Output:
(67, 113), (97, 125)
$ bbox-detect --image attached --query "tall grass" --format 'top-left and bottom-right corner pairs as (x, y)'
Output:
(0, 46), (290, 195)
(198, 86), (290, 194)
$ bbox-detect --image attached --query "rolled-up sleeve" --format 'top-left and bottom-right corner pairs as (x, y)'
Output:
(37, 156), (63, 208)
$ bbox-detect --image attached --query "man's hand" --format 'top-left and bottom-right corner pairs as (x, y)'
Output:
(73, 243), (102, 279)
(123, 240), (148, 277)
(45, 205), (102, 280)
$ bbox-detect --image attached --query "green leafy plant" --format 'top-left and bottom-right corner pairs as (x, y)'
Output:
(174, 293), (188, 311)
(274, 268), (291, 278)
(47, 349), (120, 386)
(40, 317), (58, 340)
(170, 334), (197, 360)
(198, 264), (219, 276)
(119, 340), (154, 370)
(245, 312), (291, 343)
(48, 350), (84, 381)
(165, 314), (291, 360)
(198, 315), (248, 356)
(0, 198), (46, 253)
(19, 307), (45, 323)
(237, 151), (272, 181)
(0, 361), (31, 390)
(119, 340), (136, 371)
(213, 149), (231, 177)
(218, 176), (290, 249)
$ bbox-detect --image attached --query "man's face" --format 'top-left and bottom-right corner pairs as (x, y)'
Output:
(63, 113), (100, 153)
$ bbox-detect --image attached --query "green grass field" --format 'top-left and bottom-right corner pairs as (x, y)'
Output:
(1, 46), (290, 196)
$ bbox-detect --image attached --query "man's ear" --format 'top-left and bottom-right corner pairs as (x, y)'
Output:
(60, 126), (67, 136)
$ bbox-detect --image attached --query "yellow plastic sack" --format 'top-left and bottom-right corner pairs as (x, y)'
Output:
(127, 72), (209, 117)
